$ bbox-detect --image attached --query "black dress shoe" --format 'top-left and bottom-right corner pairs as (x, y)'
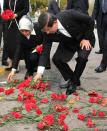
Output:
(95, 51), (103, 54)
(60, 79), (81, 89)
(2, 61), (9, 66)
(24, 71), (33, 80)
(95, 65), (106, 73)
(66, 83), (77, 95)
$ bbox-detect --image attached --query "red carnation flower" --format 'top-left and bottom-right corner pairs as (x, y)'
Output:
(0, 87), (4, 92)
(11, 112), (22, 119)
(1, 9), (14, 21)
(92, 109), (97, 116)
(5, 88), (14, 95)
(41, 98), (49, 103)
(87, 118), (94, 128)
(17, 94), (23, 101)
(98, 111), (106, 117)
(35, 108), (42, 115)
(72, 108), (79, 113)
(36, 44), (43, 54)
(77, 114), (86, 121)
(37, 122), (45, 129)
(88, 91), (98, 97)
(89, 97), (96, 103)
(43, 114), (54, 126)
(63, 123), (69, 131)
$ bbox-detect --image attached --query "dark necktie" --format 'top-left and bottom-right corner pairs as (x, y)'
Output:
(102, 0), (107, 13)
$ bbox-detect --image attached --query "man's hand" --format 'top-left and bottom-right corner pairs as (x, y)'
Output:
(80, 39), (92, 50)
(13, 14), (18, 19)
(7, 71), (15, 82)
(33, 73), (42, 83)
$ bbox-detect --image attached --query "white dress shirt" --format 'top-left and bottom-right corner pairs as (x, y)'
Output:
(0, 0), (4, 13)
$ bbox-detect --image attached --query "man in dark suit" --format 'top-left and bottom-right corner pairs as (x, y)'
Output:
(92, 0), (104, 54)
(48, 0), (60, 15)
(94, 0), (107, 73)
(0, 0), (9, 66)
(66, 0), (89, 15)
(34, 10), (95, 95)
(2, 0), (29, 69)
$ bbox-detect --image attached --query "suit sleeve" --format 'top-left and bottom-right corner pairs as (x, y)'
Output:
(38, 35), (52, 67)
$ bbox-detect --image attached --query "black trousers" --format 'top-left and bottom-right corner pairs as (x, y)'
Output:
(0, 22), (2, 47)
(24, 52), (39, 75)
(101, 14), (107, 66)
(52, 42), (91, 84)
(1, 22), (8, 62)
(96, 22), (104, 52)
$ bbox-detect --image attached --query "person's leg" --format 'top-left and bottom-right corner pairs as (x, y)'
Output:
(52, 43), (75, 81)
(101, 30), (107, 66)
(0, 23), (2, 48)
(95, 15), (107, 72)
(2, 22), (9, 65)
(24, 53), (39, 79)
(66, 48), (91, 95)
(95, 23), (104, 54)
(72, 48), (91, 84)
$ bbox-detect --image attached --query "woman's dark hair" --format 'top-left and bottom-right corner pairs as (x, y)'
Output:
(38, 12), (57, 29)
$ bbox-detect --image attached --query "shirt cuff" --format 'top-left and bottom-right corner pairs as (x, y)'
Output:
(12, 68), (16, 73)
(37, 66), (45, 74)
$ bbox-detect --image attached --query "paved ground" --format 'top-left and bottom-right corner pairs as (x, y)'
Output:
(0, 29), (107, 131)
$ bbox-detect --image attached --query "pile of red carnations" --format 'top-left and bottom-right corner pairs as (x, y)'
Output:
(0, 77), (69, 131)
(0, 78), (107, 131)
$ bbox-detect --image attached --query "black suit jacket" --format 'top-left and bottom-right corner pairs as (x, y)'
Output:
(4, 0), (29, 23)
(48, 0), (60, 15)
(92, 0), (103, 26)
(66, 0), (89, 15)
(12, 23), (43, 69)
(38, 9), (95, 67)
